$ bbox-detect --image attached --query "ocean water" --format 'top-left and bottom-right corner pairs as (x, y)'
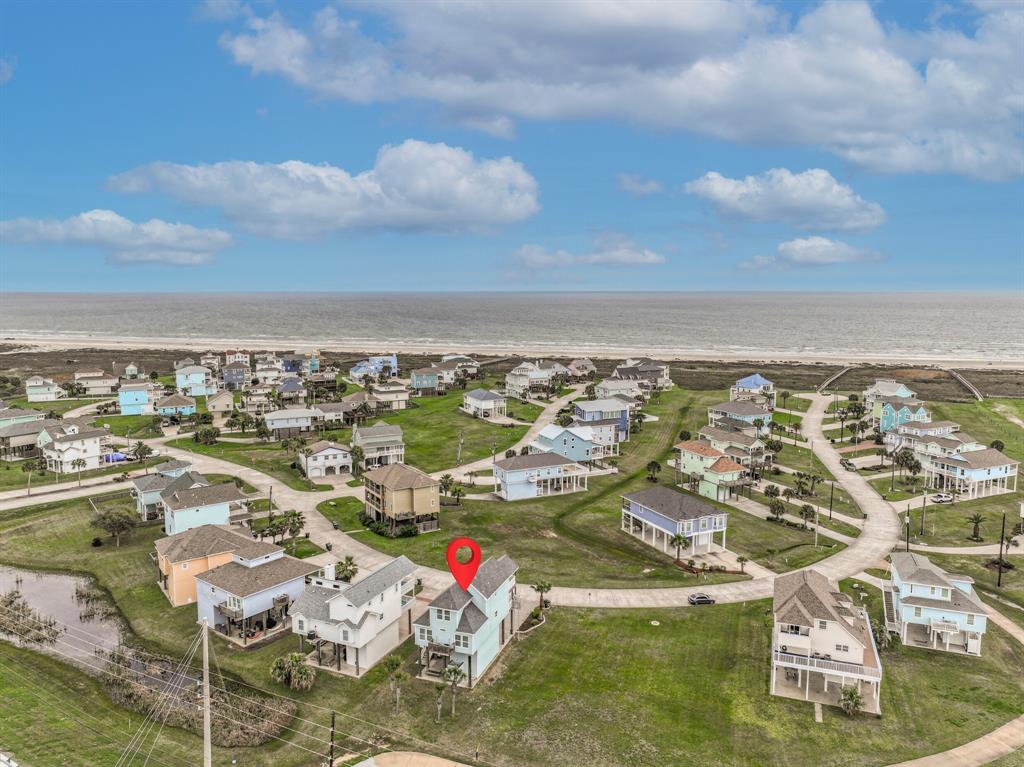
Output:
(0, 292), (1021, 361)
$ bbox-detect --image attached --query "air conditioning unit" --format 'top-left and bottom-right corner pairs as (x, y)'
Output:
(780, 645), (788, 653)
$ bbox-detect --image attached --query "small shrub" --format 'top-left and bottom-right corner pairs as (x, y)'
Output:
(91, 537), (103, 547)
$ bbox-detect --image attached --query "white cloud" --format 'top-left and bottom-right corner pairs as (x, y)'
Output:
(618, 173), (663, 196)
(0, 209), (233, 265)
(108, 140), (539, 239)
(0, 56), (15, 85)
(685, 168), (885, 231)
(740, 236), (884, 270)
(215, 1), (1023, 180)
(513, 233), (666, 270)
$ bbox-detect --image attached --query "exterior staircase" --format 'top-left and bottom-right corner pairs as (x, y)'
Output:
(881, 585), (900, 633)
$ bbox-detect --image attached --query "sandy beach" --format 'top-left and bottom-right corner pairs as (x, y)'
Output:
(3, 332), (1023, 370)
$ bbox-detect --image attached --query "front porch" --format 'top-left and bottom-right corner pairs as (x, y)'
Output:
(925, 468), (1018, 500)
(533, 471), (588, 497)
(214, 595), (291, 648)
(620, 510), (726, 556)
(770, 661), (881, 715)
(899, 620), (982, 656)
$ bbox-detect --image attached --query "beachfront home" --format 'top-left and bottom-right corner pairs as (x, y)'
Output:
(221, 361), (251, 390)
(864, 379), (916, 409)
(504, 361), (551, 399)
(292, 556), (418, 676)
(620, 485), (728, 556)
(155, 524), (279, 607)
(708, 401), (772, 437)
(37, 422), (110, 474)
(174, 358), (196, 370)
(574, 399), (630, 442)
(461, 389), (507, 419)
(160, 482), (250, 536)
(118, 382), (158, 416)
(698, 425), (772, 469)
(263, 408), (323, 439)
(255, 365), (283, 385)
(530, 423), (614, 462)
(437, 356), (479, 378)
(225, 350), (251, 366)
(770, 569), (882, 713)
(206, 390), (234, 417)
(282, 350), (320, 376)
(75, 370), (119, 396)
(924, 448), (1019, 499)
(25, 376), (66, 403)
(176, 365), (218, 397)
(613, 358), (672, 390)
(875, 396), (930, 434)
(413, 555), (519, 687)
(363, 463), (440, 534)
(352, 422), (405, 469)
(492, 453), (588, 501)
(300, 440), (352, 479)
(350, 355), (399, 383)
(196, 546), (317, 647)
(113, 361), (143, 380)
(155, 394), (197, 418)
(130, 461), (202, 520)
(200, 353), (221, 371)
(368, 380), (410, 411)
(595, 378), (644, 401)
(674, 441), (749, 502)
(568, 358), (596, 380)
(885, 552), (988, 655)
(730, 373), (776, 408)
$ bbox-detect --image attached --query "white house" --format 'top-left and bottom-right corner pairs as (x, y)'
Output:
(924, 447), (1019, 499)
(730, 373), (776, 408)
(771, 569), (882, 714)
(291, 556), (417, 676)
(461, 389), (507, 419)
(255, 365), (284, 385)
(351, 422), (405, 469)
(25, 376), (66, 403)
(37, 423), (110, 473)
(613, 358), (672, 390)
(595, 378), (644, 401)
(263, 408), (323, 439)
(300, 440), (352, 478)
(225, 350), (251, 366)
(504, 361), (551, 399)
(368, 381), (410, 411)
(620, 485), (728, 556)
(885, 552), (988, 655)
(864, 379), (916, 409)
(492, 452), (588, 501)
(707, 400), (772, 436)
(75, 370), (119, 396)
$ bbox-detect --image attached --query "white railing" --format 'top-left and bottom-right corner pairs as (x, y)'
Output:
(772, 650), (881, 679)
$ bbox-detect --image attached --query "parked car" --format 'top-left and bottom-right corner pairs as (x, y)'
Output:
(688, 593), (715, 606)
(930, 493), (954, 503)
(840, 459), (857, 471)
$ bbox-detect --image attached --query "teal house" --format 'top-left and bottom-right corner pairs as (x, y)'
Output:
(876, 396), (930, 433)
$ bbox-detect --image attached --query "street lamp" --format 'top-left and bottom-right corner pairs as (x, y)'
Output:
(828, 481), (835, 521)
(920, 492), (927, 537)
(904, 511), (911, 552)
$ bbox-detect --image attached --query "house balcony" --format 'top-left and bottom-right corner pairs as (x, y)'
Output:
(771, 649), (881, 680)
(776, 630), (812, 652)
(218, 602), (244, 621)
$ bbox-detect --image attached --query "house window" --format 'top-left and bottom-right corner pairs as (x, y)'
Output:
(930, 587), (936, 595)
(966, 614), (975, 626)
(342, 629), (350, 642)
(454, 634), (470, 649)
(227, 595), (241, 610)
(817, 620), (827, 630)
(435, 608), (451, 621)
(835, 644), (849, 653)
(296, 619), (304, 632)
(914, 607), (922, 618)
(181, 563), (188, 570)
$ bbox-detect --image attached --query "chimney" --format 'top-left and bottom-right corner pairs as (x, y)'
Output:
(323, 562), (336, 582)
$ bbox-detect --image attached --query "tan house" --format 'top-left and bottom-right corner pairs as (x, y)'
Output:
(206, 390), (235, 417)
(368, 381), (410, 411)
(363, 463), (440, 534)
(154, 525), (280, 607)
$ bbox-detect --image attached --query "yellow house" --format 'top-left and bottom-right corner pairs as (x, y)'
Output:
(154, 525), (280, 607)
(363, 463), (440, 534)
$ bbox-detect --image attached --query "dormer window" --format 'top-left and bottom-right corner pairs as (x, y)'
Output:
(817, 620), (827, 630)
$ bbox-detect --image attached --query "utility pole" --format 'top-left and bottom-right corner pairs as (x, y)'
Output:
(997, 512), (1006, 588)
(814, 506), (819, 548)
(920, 493), (927, 537)
(202, 619), (212, 767)
(828, 482), (835, 521)
(328, 710), (336, 766)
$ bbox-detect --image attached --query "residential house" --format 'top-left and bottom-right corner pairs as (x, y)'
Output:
(117, 382), (158, 416)
(369, 380), (410, 411)
(200, 353), (221, 371)
(674, 440), (750, 501)
(155, 394), (197, 418)
(300, 440), (352, 478)
(864, 379), (916, 409)
(155, 524), (278, 607)
(492, 453), (588, 501)
(614, 358), (672, 390)
(37, 423), (110, 473)
(461, 389), (506, 419)
(113, 361), (142, 380)
(352, 422), (405, 469)
(206, 390), (234, 417)
(292, 557), (416, 676)
(75, 370), (119, 396)
(595, 378), (644, 401)
(413, 555), (519, 687)
(730, 373), (776, 408)
(363, 463), (440, 534)
(281, 351), (321, 377)
(225, 350), (251, 366)
(160, 482), (250, 536)
(25, 376), (66, 403)
(349, 354), (399, 383)
(410, 367), (444, 396)
(174, 358), (196, 370)
(885, 552), (988, 655)
(708, 401), (772, 437)
(771, 569), (882, 713)
(0, 418), (58, 461)
(306, 373), (338, 397)
(130, 461), (202, 520)
(567, 358), (596, 380)
(263, 408), (323, 439)
(277, 377), (307, 405)
(885, 422), (983, 465)
(504, 361), (551, 399)
(574, 399), (630, 442)
(255, 365), (284, 385)
(530, 423), (613, 462)
(221, 361), (251, 390)
(925, 447), (1018, 499)
(176, 366), (218, 397)
(620, 485), (728, 555)
(239, 384), (275, 416)
(698, 425), (772, 470)
(0, 406), (44, 431)
(875, 396), (930, 434)
(196, 545), (317, 646)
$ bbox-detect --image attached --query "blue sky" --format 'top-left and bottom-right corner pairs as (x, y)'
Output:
(0, 0), (1021, 292)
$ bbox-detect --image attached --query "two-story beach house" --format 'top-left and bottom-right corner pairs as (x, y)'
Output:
(25, 376), (66, 403)
(595, 378), (644, 401)
(567, 358), (596, 380)
(225, 350), (251, 366)
(363, 463), (440, 534)
(674, 440), (750, 502)
(276, 377), (307, 405)
(875, 396), (930, 433)
(730, 373), (776, 408)
(924, 447), (1018, 499)
(493, 452), (588, 501)
(205, 390), (234, 418)
(573, 399), (630, 443)
(708, 401), (772, 437)
(368, 381), (410, 411)
(37, 422), (110, 473)
(263, 408), (323, 439)
(698, 425), (772, 470)
(159, 482), (249, 536)
(410, 367), (444, 397)
(461, 389), (507, 419)
(530, 423), (613, 462)
(864, 379), (916, 409)
(221, 361), (251, 390)
(884, 552), (988, 655)
(613, 358), (672, 390)
(300, 440), (352, 479)
(504, 361), (551, 399)
(291, 556), (417, 676)
(117, 382), (158, 416)
(0, 406), (44, 431)
(0, 418), (57, 462)
(771, 569), (882, 713)
(75, 369), (119, 396)
(352, 422), (405, 469)
(620, 485), (727, 556)
(884, 421), (983, 465)
(130, 460), (203, 520)
(350, 354), (399, 383)
(176, 365), (219, 397)
(413, 555), (519, 687)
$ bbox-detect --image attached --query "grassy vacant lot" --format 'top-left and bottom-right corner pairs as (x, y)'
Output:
(772, 410), (803, 428)
(779, 395), (812, 412)
(929, 400), (1023, 461)
(772, 444), (834, 478)
(904, 491), (1024, 548)
(316, 496), (365, 530)
(6, 397), (101, 415)
(95, 413), (163, 439)
(767, 472), (862, 518)
(0, 456), (168, 493)
(749, 489), (861, 539)
(870, 473), (927, 502)
(167, 437), (331, 492)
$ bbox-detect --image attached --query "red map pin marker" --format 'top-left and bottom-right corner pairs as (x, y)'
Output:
(446, 537), (482, 590)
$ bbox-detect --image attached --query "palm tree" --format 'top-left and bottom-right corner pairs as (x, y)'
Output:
(768, 499), (786, 521)
(337, 555), (359, 582)
(450, 486), (465, 506)
(764, 484), (780, 500)
(270, 653), (316, 691)
(799, 504), (815, 529)
(678, 430), (692, 442)
(300, 447), (314, 488)
(780, 390), (791, 412)
(766, 547), (777, 563)
(646, 460), (662, 482)
(839, 686), (863, 717)
(131, 442), (153, 462)
(789, 420), (802, 446)
(439, 474), (454, 497)
(532, 580), (552, 611)
(967, 513), (985, 541)
(737, 555), (749, 573)
(284, 510), (305, 554)
(434, 683), (447, 723)
(808, 473), (823, 495)
(875, 448), (887, 467)
(443, 664), (466, 715)
(71, 457), (87, 487)
(382, 654), (402, 711)
(225, 415), (241, 432)
(21, 457), (44, 495)
(781, 488), (795, 508)
(669, 533), (690, 564)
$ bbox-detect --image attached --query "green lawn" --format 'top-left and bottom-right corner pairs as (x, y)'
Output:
(6, 397), (102, 415)
(203, 472), (258, 493)
(778, 395), (812, 413)
(772, 444), (834, 479)
(989, 397), (1024, 425)
(316, 496), (365, 530)
(766, 472), (863, 518)
(0, 456), (169, 493)
(748, 490), (861, 539)
(926, 552), (1024, 632)
(929, 400), (1023, 461)
(772, 410), (803, 428)
(869, 474), (927, 502)
(506, 399), (544, 423)
(904, 491), (1024, 548)
(95, 413), (163, 439)
(166, 437), (331, 492)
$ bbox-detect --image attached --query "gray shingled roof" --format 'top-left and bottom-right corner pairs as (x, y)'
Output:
(155, 394), (195, 409)
(709, 400), (770, 417)
(363, 463), (437, 490)
(623, 486), (721, 522)
(456, 602), (488, 634)
(465, 389), (505, 402)
(195, 555), (316, 597)
(471, 555), (518, 598)
(155, 524), (279, 563)
(494, 452), (578, 471)
(343, 555), (416, 607)
(773, 570), (853, 627)
(428, 584), (473, 611)
(934, 447), (1018, 469)
(291, 585), (338, 622)
(161, 481), (246, 511)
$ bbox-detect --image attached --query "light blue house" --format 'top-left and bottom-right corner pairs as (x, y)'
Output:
(196, 545), (316, 646)
(410, 367), (442, 395)
(175, 365), (219, 397)
(529, 424), (608, 462)
(924, 447), (1019, 500)
(155, 393), (197, 418)
(573, 398), (630, 442)
(129, 460), (200, 520)
(414, 555), (518, 687)
(159, 482), (249, 536)
(620, 485), (728, 557)
(118, 382), (158, 415)
(350, 354), (399, 382)
(492, 452), (588, 501)
(885, 552), (987, 655)
(707, 400), (772, 436)
(876, 397), (930, 433)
